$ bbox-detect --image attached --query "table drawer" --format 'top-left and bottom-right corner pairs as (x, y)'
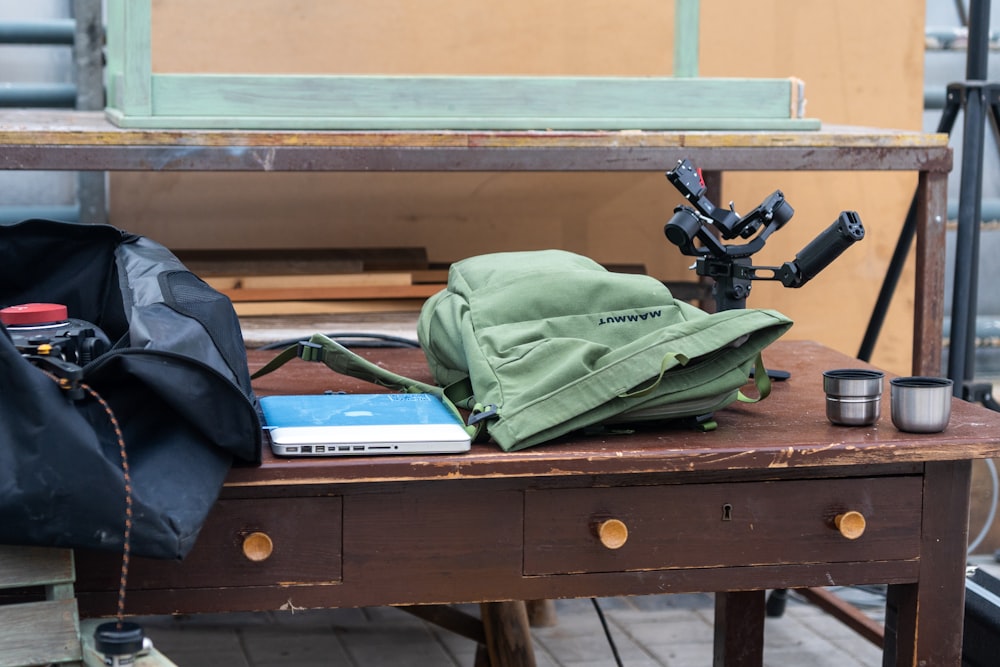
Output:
(523, 477), (922, 576)
(76, 496), (342, 590)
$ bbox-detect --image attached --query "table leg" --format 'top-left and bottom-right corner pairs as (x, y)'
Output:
(713, 590), (765, 667)
(480, 601), (537, 667)
(913, 169), (948, 376)
(525, 599), (558, 627)
(883, 460), (972, 666)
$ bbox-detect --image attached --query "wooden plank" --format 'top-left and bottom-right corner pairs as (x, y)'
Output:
(0, 599), (81, 667)
(0, 546), (74, 589)
(411, 269), (451, 284)
(220, 283), (442, 302)
(0, 110), (948, 151)
(206, 272), (416, 290)
(105, 110), (821, 131)
(674, 0), (700, 77)
(148, 75), (806, 119)
(796, 588), (883, 647)
(105, 0), (151, 116)
(233, 299), (426, 316)
(105, 74), (819, 131)
(398, 605), (487, 643)
(174, 248), (429, 277)
(103, 0), (124, 107)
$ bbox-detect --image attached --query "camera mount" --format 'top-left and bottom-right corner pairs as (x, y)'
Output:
(664, 158), (865, 311)
(0, 302), (110, 400)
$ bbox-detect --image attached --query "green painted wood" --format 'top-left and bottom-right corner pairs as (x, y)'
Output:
(674, 0), (700, 77)
(102, 0), (817, 131)
(104, 73), (816, 130)
(105, 0), (151, 115)
(105, 0), (128, 111)
(0, 599), (82, 667)
(105, 109), (820, 131)
(150, 74), (798, 119)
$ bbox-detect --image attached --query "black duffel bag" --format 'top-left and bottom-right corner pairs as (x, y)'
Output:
(0, 219), (260, 560)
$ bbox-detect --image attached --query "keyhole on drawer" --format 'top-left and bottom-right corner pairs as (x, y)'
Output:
(722, 504), (733, 521)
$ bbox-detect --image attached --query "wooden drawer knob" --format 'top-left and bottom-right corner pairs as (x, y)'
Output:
(242, 531), (274, 561)
(834, 511), (867, 540)
(595, 518), (629, 550)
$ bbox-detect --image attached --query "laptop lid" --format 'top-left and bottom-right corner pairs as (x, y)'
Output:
(259, 393), (471, 457)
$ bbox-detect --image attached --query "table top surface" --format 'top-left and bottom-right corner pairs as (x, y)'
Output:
(0, 110), (947, 148)
(0, 109), (948, 149)
(230, 340), (1000, 488)
(0, 110), (951, 172)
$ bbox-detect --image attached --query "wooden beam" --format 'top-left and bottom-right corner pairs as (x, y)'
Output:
(107, 74), (818, 131)
(795, 587), (884, 647)
(233, 299), (426, 317)
(398, 604), (487, 643)
(205, 273), (416, 290)
(219, 284), (441, 302)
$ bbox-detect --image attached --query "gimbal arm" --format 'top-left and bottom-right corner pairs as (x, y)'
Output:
(663, 159), (864, 311)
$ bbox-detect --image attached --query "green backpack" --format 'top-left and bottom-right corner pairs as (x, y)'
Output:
(256, 250), (793, 451)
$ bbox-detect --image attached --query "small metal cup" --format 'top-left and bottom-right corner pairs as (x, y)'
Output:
(823, 369), (884, 426)
(890, 376), (953, 433)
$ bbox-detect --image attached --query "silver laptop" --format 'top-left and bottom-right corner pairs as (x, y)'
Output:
(259, 393), (472, 457)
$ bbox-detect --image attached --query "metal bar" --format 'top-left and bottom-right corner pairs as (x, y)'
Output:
(948, 198), (1000, 221)
(955, 0), (969, 27)
(0, 20), (75, 45)
(966, 0), (991, 81)
(0, 84), (77, 108)
(948, 82), (988, 395)
(860, 87), (962, 362)
(0, 205), (79, 224)
(858, 194), (918, 361)
(954, 0), (993, 391)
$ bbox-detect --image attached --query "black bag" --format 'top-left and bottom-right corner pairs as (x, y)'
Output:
(0, 219), (260, 560)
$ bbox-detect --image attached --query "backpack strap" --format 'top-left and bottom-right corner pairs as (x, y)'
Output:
(737, 352), (774, 403)
(251, 333), (479, 438)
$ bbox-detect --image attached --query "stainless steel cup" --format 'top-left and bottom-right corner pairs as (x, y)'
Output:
(823, 369), (884, 426)
(890, 376), (953, 433)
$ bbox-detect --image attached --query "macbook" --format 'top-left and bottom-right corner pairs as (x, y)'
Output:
(260, 393), (472, 457)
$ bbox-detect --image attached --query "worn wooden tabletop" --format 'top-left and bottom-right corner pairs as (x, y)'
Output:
(233, 339), (1000, 487)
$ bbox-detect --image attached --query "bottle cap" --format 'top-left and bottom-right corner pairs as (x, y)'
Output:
(0, 303), (69, 326)
(94, 621), (145, 656)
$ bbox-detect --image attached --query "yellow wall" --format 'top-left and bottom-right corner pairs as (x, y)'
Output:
(112, 0), (929, 374)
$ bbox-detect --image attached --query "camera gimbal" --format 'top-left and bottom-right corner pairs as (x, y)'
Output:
(664, 158), (865, 311)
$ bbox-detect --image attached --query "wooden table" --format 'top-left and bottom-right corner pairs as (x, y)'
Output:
(73, 340), (1000, 666)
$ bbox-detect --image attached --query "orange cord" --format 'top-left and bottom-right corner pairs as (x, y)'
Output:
(79, 382), (132, 630)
